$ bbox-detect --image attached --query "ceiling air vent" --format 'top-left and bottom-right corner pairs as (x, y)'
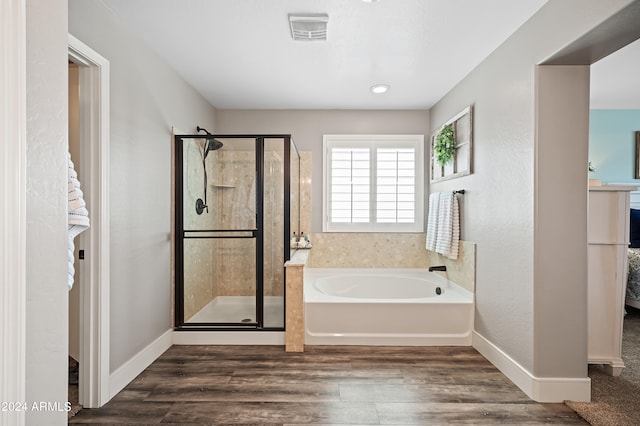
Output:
(289, 14), (329, 41)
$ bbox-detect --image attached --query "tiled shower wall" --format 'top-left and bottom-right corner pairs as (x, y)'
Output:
(182, 146), (287, 320)
(182, 140), (218, 320)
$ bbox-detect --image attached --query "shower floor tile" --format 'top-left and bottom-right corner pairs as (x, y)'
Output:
(187, 296), (283, 327)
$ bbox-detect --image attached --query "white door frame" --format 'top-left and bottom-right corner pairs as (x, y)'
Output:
(68, 34), (111, 408)
(1, 0), (27, 424)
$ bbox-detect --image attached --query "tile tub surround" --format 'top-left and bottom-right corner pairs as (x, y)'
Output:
(308, 233), (475, 292)
(426, 240), (476, 293)
(300, 151), (312, 236)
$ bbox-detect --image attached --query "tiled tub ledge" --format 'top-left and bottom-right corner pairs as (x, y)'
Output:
(284, 249), (310, 352)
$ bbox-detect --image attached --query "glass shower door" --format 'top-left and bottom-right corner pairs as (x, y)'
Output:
(177, 136), (259, 328)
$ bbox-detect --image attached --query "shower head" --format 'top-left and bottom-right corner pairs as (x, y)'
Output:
(203, 138), (223, 159)
(197, 126), (223, 159)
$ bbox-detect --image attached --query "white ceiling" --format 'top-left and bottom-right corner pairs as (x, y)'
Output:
(100, 0), (639, 110)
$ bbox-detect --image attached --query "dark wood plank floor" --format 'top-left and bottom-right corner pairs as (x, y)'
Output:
(69, 345), (587, 425)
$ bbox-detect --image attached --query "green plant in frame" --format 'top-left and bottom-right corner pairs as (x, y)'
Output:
(434, 124), (455, 166)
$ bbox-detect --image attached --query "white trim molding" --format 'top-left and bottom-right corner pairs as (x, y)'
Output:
(110, 330), (284, 397)
(472, 331), (591, 402)
(68, 33), (111, 408)
(1, 1), (27, 425)
(109, 330), (173, 399)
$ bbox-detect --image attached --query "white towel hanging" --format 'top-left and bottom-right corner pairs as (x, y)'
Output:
(427, 191), (460, 260)
(426, 192), (441, 251)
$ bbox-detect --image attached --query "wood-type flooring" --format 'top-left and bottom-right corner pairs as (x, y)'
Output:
(69, 345), (587, 425)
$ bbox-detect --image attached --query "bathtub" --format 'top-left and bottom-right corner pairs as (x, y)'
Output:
(304, 268), (473, 346)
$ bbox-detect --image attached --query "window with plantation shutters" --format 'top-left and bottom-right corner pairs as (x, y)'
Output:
(323, 135), (424, 232)
(329, 147), (370, 224)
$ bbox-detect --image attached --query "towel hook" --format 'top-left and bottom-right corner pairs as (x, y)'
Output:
(453, 189), (465, 195)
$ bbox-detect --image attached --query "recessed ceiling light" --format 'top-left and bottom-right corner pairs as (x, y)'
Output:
(370, 84), (389, 94)
(362, 0), (378, 3)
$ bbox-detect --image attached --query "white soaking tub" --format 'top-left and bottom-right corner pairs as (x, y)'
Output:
(304, 268), (473, 346)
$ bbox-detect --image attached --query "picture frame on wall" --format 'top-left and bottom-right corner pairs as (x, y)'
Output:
(430, 105), (474, 183)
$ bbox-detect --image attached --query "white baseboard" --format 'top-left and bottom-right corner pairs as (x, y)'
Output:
(173, 331), (285, 345)
(472, 331), (591, 402)
(109, 329), (172, 399)
(305, 332), (471, 346)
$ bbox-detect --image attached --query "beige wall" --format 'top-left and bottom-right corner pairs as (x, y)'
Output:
(26, 0), (69, 424)
(69, 0), (218, 372)
(216, 109), (430, 233)
(429, 0), (639, 381)
(216, 110), (479, 300)
(534, 65), (590, 377)
(216, 109), (443, 296)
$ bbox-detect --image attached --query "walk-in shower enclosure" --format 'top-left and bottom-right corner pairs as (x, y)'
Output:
(175, 134), (300, 330)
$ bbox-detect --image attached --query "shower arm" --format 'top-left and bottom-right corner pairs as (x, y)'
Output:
(202, 154), (208, 214)
(199, 126), (210, 214)
(194, 141), (209, 215)
(195, 126), (223, 215)
(195, 127), (211, 215)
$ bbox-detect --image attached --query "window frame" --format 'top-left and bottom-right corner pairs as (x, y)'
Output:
(322, 134), (424, 233)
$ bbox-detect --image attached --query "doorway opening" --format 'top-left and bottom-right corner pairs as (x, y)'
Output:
(67, 59), (81, 416)
(68, 34), (111, 409)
